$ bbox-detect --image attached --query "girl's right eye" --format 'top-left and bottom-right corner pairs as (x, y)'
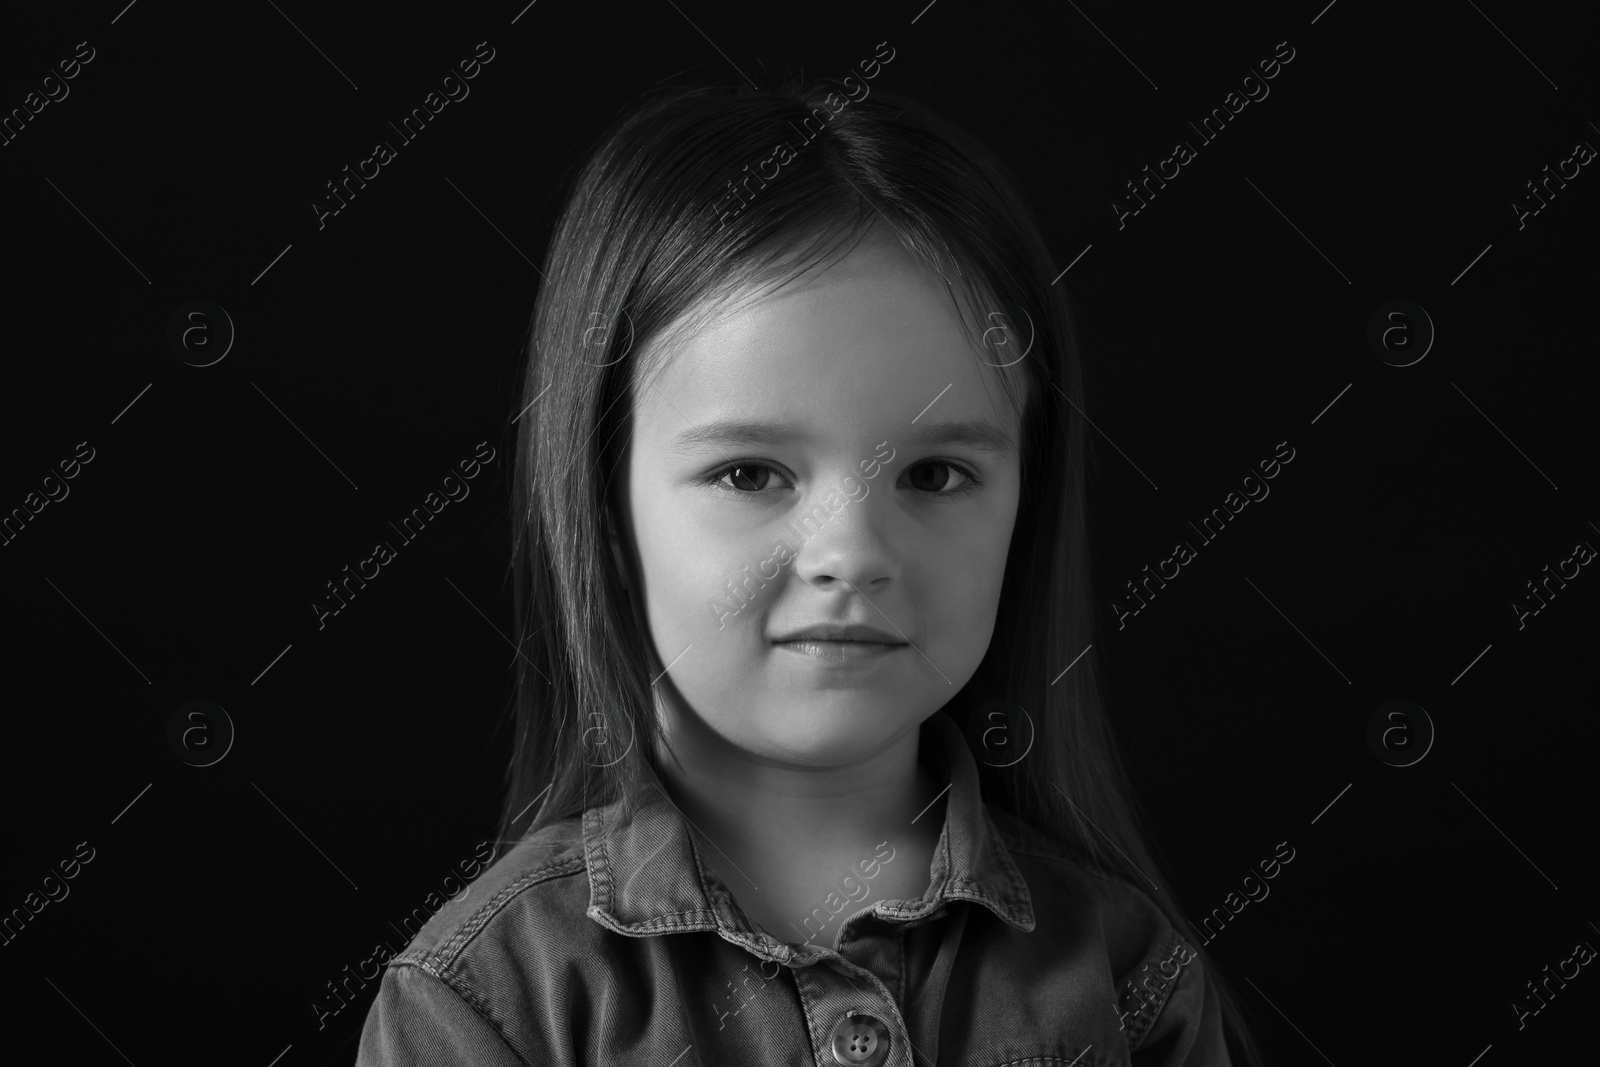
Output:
(706, 462), (790, 494)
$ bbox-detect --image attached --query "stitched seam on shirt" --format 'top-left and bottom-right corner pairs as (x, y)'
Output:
(982, 811), (1041, 915)
(397, 854), (586, 970)
(1124, 930), (1188, 1053)
(613, 911), (719, 933)
(896, 922), (908, 1018)
(988, 1054), (1114, 1067)
(1121, 983), (1157, 1051)
(871, 878), (992, 922)
(389, 958), (534, 1067)
(1005, 842), (1196, 1054)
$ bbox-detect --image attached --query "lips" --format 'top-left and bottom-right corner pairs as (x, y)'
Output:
(772, 623), (907, 644)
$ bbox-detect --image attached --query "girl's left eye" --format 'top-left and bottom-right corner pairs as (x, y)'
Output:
(903, 461), (978, 495)
(708, 463), (788, 493)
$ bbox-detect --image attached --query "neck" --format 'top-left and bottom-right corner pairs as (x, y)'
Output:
(649, 703), (945, 889)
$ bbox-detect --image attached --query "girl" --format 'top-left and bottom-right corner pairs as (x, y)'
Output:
(357, 75), (1263, 1067)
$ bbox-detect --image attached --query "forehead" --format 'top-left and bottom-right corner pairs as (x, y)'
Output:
(634, 240), (1024, 438)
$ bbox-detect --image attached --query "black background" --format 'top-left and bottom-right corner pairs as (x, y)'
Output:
(1, 1), (1595, 1063)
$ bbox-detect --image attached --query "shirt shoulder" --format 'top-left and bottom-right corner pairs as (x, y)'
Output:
(985, 803), (1229, 1064)
(390, 817), (592, 977)
(356, 817), (599, 1067)
(986, 803), (1172, 965)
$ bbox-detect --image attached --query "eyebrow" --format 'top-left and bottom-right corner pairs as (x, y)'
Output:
(668, 417), (1016, 455)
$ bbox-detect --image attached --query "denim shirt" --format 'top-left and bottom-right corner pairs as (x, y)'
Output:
(356, 711), (1230, 1066)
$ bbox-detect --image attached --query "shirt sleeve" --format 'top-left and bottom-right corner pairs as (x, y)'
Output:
(355, 963), (530, 1067)
(1129, 940), (1232, 1067)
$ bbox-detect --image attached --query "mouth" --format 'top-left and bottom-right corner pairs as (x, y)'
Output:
(773, 639), (907, 664)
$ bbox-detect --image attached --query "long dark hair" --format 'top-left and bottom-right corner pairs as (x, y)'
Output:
(494, 76), (1263, 1064)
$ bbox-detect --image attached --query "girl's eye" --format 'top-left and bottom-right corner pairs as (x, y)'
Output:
(705, 460), (978, 496)
(710, 463), (787, 493)
(904, 461), (978, 495)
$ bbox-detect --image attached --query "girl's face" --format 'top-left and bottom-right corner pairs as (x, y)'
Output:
(618, 239), (1025, 768)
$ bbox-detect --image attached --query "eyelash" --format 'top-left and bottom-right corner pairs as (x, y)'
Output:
(701, 460), (983, 499)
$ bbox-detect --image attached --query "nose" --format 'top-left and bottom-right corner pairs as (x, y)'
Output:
(786, 479), (898, 592)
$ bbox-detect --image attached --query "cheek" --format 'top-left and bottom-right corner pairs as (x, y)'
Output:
(912, 536), (999, 663)
(634, 521), (782, 731)
(632, 496), (777, 650)
(921, 498), (1016, 658)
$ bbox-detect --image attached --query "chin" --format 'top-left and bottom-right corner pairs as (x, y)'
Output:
(764, 699), (913, 744)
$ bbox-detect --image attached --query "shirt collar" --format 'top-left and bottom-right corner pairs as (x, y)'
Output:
(582, 710), (1036, 959)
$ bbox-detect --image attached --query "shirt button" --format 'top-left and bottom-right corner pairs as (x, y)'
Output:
(828, 1011), (891, 1067)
